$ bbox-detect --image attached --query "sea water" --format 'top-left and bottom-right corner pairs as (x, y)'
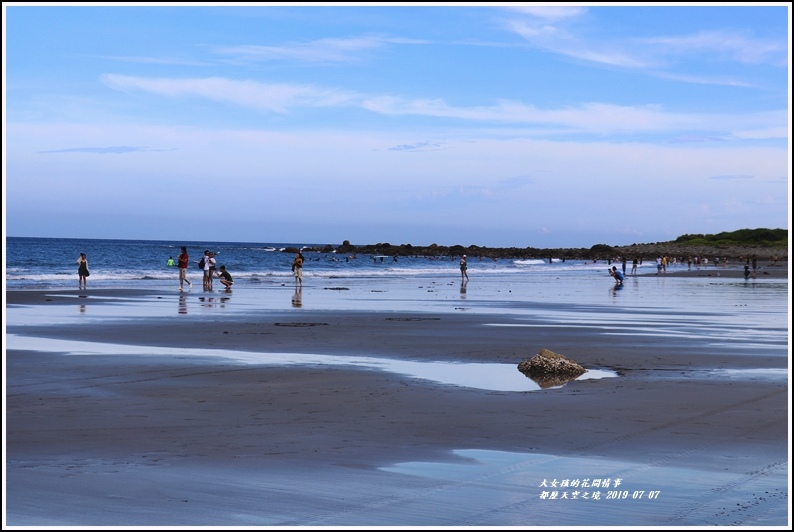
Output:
(2, 235), (657, 289)
(2, 235), (778, 288)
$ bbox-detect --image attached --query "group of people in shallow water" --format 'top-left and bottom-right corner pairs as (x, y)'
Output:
(75, 246), (306, 292)
(74, 247), (234, 292)
(78, 248), (771, 291)
(168, 247), (304, 292)
(76, 246), (473, 291)
(172, 247), (233, 291)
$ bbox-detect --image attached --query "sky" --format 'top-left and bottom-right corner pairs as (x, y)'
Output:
(3, 3), (791, 249)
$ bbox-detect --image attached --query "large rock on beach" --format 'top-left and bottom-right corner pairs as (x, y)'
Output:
(518, 349), (587, 388)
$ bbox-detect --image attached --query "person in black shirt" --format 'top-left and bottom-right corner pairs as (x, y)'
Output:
(217, 265), (233, 290)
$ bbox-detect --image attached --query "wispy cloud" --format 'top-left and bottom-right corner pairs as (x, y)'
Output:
(91, 55), (208, 67)
(214, 35), (428, 64)
(504, 6), (587, 20)
(363, 97), (781, 136)
(504, 19), (654, 69)
(709, 174), (754, 181)
(642, 31), (788, 67)
(732, 127), (789, 140)
(667, 135), (728, 144)
(101, 74), (359, 113)
(39, 146), (155, 154)
(503, 11), (787, 74)
(498, 175), (536, 189)
(99, 74), (788, 139)
(649, 70), (758, 88)
(387, 141), (444, 152)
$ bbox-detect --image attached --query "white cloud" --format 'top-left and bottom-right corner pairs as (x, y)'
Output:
(100, 74), (787, 139)
(93, 55), (208, 67)
(504, 14), (787, 74)
(101, 74), (359, 113)
(506, 19), (652, 68)
(504, 6), (587, 20)
(214, 35), (430, 64)
(649, 70), (758, 88)
(642, 31), (788, 66)
(214, 36), (385, 63)
(732, 127), (789, 140)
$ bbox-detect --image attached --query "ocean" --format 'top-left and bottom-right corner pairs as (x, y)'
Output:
(5, 235), (664, 290)
(1, 235), (754, 289)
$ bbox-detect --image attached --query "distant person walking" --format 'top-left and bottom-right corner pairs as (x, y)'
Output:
(621, 256), (627, 276)
(631, 257), (638, 276)
(177, 247), (192, 290)
(76, 252), (89, 289)
(292, 251), (304, 287)
(460, 254), (469, 281)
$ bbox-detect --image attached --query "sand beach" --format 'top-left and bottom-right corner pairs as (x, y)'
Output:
(4, 265), (791, 527)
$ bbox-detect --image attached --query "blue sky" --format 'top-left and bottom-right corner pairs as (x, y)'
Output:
(3, 3), (790, 248)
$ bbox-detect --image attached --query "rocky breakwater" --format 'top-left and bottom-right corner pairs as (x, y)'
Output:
(312, 240), (787, 264)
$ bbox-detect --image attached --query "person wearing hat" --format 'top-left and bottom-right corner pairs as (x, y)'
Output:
(460, 254), (469, 281)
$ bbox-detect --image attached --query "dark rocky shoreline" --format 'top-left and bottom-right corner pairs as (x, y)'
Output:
(288, 240), (788, 263)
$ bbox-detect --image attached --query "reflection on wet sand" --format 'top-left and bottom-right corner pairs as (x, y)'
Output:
(292, 287), (303, 307)
(525, 372), (580, 389)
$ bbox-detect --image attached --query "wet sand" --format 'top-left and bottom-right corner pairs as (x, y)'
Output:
(4, 280), (791, 527)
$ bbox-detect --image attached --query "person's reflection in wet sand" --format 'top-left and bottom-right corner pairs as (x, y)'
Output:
(292, 287), (303, 308)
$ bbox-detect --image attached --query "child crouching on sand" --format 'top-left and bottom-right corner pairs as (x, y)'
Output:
(217, 265), (234, 290)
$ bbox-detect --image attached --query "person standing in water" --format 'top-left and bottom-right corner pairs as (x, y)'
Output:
(459, 254), (469, 281)
(292, 251), (304, 287)
(76, 252), (89, 289)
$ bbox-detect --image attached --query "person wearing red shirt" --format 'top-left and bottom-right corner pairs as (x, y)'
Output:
(177, 246), (192, 290)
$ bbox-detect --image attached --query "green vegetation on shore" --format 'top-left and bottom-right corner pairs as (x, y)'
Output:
(673, 228), (786, 248)
(296, 228), (788, 262)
